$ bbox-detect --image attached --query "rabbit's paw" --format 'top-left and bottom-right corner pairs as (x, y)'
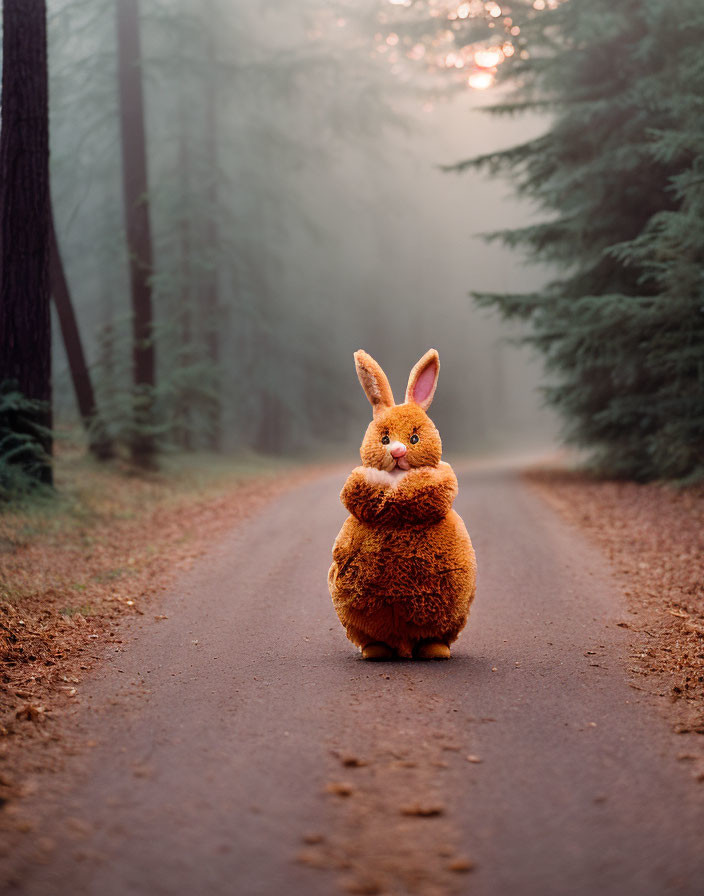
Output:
(361, 642), (395, 661)
(414, 640), (451, 661)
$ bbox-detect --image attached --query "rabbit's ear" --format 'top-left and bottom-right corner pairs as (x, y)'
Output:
(354, 350), (395, 417)
(405, 349), (440, 411)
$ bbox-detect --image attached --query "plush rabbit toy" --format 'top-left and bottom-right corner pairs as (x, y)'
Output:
(328, 349), (476, 660)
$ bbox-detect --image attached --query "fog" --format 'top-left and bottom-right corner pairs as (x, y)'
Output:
(49, 0), (556, 459)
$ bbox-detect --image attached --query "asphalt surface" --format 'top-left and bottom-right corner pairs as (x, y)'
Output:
(8, 465), (704, 895)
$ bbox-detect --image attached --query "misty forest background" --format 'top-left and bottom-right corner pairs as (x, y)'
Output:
(1, 0), (702, 496)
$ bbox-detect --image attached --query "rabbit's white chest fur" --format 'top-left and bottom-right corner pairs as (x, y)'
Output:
(362, 466), (407, 488)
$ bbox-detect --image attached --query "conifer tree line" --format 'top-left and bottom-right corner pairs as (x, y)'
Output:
(46, 0), (482, 469)
(50, 0), (327, 465)
(7, 0), (699, 491)
(453, 0), (704, 480)
(3, 0), (432, 492)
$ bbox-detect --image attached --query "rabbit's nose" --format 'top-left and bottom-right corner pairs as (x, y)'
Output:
(389, 441), (407, 458)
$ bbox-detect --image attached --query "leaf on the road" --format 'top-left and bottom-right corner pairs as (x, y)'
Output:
(295, 849), (333, 870)
(338, 754), (368, 768)
(674, 721), (704, 735)
(448, 857), (476, 873)
(15, 703), (45, 722)
(302, 832), (325, 844)
(326, 781), (354, 797)
(400, 802), (445, 817)
(668, 608), (689, 619)
(466, 754), (482, 763)
(342, 876), (383, 895)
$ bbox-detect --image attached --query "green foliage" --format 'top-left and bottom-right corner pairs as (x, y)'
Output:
(91, 317), (223, 455)
(0, 382), (53, 502)
(459, 0), (704, 480)
(48, 0), (372, 458)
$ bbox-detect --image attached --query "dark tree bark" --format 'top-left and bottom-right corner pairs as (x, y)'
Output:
(115, 0), (156, 466)
(49, 213), (113, 460)
(176, 7), (193, 450)
(177, 125), (194, 451)
(203, 5), (222, 450)
(0, 0), (52, 485)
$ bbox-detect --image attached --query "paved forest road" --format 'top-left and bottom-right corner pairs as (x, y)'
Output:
(8, 466), (704, 896)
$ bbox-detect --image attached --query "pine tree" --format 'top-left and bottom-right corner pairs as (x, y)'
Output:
(0, 0), (52, 488)
(452, 0), (704, 480)
(606, 5), (704, 480)
(50, 211), (114, 460)
(116, 0), (157, 466)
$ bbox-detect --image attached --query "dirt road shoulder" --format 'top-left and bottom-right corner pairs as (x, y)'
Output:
(525, 467), (704, 762)
(0, 448), (323, 812)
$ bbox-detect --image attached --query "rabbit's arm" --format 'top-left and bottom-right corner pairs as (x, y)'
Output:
(387, 462), (458, 523)
(340, 467), (402, 524)
(341, 463), (457, 525)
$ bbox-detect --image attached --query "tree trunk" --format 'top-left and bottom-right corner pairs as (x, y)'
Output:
(49, 212), (113, 460)
(177, 143), (193, 451)
(115, 0), (156, 466)
(203, 4), (222, 450)
(177, 6), (193, 450)
(0, 0), (52, 485)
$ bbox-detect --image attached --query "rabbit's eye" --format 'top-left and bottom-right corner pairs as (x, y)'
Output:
(381, 435), (390, 445)
(410, 433), (420, 445)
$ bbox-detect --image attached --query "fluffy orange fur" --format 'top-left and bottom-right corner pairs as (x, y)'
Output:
(328, 350), (477, 660)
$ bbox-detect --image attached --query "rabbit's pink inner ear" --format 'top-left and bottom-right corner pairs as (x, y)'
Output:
(406, 350), (439, 410)
(413, 363), (437, 405)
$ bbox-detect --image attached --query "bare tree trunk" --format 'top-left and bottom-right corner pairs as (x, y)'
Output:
(178, 139), (193, 450)
(203, 4), (222, 450)
(0, 0), (52, 485)
(115, 0), (156, 466)
(49, 212), (113, 460)
(177, 5), (193, 450)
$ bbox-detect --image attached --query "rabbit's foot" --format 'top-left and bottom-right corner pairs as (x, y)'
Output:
(414, 640), (451, 661)
(361, 642), (395, 661)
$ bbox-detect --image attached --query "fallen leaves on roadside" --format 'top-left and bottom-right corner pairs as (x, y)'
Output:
(15, 704), (45, 723)
(525, 468), (704, 754)
(0, 446), (320, 814)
